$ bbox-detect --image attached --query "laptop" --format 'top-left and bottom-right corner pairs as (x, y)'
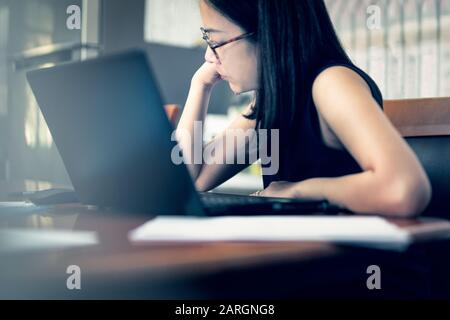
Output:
(27, 50), (343, 216)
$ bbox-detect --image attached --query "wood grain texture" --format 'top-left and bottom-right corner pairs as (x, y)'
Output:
(384, 98), (450, 137)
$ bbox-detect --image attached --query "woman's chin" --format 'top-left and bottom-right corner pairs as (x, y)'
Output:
(228, 82), (239, 94)
(228, 81), (256, 95)
(228, 82), (246, 95)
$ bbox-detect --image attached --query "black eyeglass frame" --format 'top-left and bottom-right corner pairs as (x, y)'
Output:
(200, 27), (255, 60)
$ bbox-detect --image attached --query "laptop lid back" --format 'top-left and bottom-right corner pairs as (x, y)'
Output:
(27, 51), (204, 216)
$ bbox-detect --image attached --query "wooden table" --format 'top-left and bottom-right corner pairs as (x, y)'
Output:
(1, 180), (449, 299)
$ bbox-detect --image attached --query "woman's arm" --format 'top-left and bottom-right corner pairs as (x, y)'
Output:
(176, 63), (216, 181)
(263, 172), (431, 217)
(177, 62), (257, 192)
(259, 66), (432, 217)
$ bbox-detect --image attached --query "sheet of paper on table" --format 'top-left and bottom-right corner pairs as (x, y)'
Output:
(129, 216), (415, 251)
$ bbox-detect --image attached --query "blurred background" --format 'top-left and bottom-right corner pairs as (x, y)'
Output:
(0, 0), (448, 194)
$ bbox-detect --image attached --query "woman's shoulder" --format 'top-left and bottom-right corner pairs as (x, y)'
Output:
(311, 61), (383, 108)
(307, 62), (384, 150)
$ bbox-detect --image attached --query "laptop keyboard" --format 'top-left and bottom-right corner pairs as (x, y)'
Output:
(200, 192), (275, 207)
(199, 192), (349, 215)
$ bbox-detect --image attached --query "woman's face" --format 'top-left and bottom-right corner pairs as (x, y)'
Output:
(199, 1), (258, 94)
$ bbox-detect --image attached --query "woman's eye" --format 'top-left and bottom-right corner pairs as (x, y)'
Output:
(208, 39), (219, 46)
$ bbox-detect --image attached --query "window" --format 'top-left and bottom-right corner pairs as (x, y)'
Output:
(326, 0), (450, 98)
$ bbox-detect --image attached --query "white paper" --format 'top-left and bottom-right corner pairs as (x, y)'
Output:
(129, 216), (412, 251)
(0, 229), (98, 253)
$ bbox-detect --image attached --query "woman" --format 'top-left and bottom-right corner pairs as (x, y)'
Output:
(177, 0), (431, 217)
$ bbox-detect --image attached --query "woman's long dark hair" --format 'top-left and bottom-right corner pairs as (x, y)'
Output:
(204, 0), (352, 131)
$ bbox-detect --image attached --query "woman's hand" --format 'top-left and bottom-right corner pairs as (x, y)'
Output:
(252, 181), (300, 198)
(192, 62), (222, 89)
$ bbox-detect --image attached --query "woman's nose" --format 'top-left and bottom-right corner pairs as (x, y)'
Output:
(204, 46), (217, 63)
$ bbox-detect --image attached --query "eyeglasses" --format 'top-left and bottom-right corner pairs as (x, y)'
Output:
(200, 27), (255, 61)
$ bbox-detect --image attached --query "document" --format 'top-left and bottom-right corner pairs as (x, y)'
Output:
(0, 229), (98, 253)
(129, 216), (413, 251)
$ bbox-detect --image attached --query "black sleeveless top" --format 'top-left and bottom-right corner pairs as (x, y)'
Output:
(262, 62), (383, 188)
